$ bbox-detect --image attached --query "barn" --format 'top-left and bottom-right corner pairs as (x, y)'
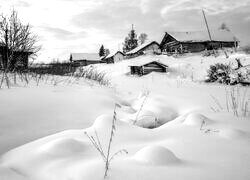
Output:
(160, 29), (239, 54)
(103, 51), (125, 63)
(69, 53), (103, 66)
(126, 41), (161, 58)
(130, 61), (168, 76)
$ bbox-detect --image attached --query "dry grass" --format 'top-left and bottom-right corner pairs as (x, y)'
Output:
(133, 90), (150, 125)
(225, 87), (249, 117)
(210, 86), (250, 117)
(84, 103), (128, 178)
(0, 66), (111, 89)
(74, 66), (110, 86)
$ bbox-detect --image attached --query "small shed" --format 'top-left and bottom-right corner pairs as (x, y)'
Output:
(130, 61), (168, 76)
(70, 53), (102, 66)
(126, 41), (161, 58)
(104, 51), (125, 63)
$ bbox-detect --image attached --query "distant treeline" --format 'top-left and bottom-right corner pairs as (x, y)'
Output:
(28, 62), (80, 75)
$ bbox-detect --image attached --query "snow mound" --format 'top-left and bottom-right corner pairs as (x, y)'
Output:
(144, 103), (177, 124)
(134, 110), (158, 128)
(92, 114), (129, 133)
(131, 95), (178, 128)
(133, 145), (179, 165)
(120, 105), (136, 114)
(183, 113), (212, 126)
(39, 138), (86, 156)
(115, 97), (132, 107)
(92, 114), (113, 130)
(219, 129), (250, 140)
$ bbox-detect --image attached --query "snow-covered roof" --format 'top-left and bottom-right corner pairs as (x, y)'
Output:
(105, 51), (124, 59)
(100, 55), (106, 60)
(129, 60), (168, 67)
(126, 41), (160, 55)
(166, 29), (239, 43)
(70, 53), (101, 61)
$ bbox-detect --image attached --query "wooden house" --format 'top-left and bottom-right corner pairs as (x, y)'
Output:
(160, 29), (239, 54)
(126, 41), (161, 58)
(130, 61), (168, 76)
(69, 53), (103, 66)
(103, 51), (125, 63)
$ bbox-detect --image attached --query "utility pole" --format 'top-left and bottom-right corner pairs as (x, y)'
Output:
(202, 9), (216, 55)
(202, 9), (212, 41)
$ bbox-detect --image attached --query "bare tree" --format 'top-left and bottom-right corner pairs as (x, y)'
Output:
(219, 23), (230, 31)
(105, 48), (110, 56)
(138, 33), (148, 45)
(0, 9), (41, 72)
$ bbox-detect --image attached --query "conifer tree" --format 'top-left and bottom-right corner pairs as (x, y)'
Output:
(99, 45), (105, 57)
(123, 24), (138, 53)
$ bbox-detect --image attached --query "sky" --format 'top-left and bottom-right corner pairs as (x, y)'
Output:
(0, 0), (250, 62)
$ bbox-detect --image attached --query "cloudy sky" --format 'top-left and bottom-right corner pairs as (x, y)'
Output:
(0, 0), (250, 62)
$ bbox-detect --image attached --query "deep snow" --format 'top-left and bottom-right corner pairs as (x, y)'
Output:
(0, 81), (115, 154)
(0, 52), (250, 180)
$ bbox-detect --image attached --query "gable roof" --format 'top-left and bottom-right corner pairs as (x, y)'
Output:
(105, 51), (125, 59)
(126, 41), (160, 55)
(70, 53), (100, 61)
(129, 60), (168, 67)
(164, 29), (239, 43)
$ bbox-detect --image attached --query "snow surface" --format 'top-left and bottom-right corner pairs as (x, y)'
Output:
(0, 52), (250, 180)
(0, 80), (115, 154)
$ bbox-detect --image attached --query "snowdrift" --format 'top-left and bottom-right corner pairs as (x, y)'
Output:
(0, 52), (250, 180)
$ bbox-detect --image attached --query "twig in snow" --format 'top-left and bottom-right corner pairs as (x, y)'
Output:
(134, 91), (149, 125)
(85, 103), (128, 179)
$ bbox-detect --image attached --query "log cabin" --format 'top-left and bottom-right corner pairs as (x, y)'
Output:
(160, 29), (239, 54)
(130, 61), (168, 76)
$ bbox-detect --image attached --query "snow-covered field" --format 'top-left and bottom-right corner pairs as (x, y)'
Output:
(0, 53), (250, 180)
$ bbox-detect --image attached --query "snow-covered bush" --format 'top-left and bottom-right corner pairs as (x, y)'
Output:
(206, 63), (232, 84)
(206, 62), (250, 85)
(240, 45), (250, 54)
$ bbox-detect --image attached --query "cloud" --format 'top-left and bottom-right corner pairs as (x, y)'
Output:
(38, 25), (88, 41)
(71, 0), (169, 43)
(160, 0), (250, 16)
(1, 0), (250, 62)
(40, 26), (74, 38)
(16, 0), (31, 7)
